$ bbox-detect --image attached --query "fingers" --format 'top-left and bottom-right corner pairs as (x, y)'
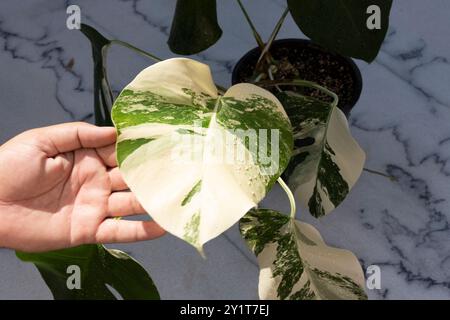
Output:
(35, 122), (117, 156)
(107, 192), (145, 217)
(95, 219), (166, 243)
(108, 167), (128, 191)
(97, 144), (117, 167)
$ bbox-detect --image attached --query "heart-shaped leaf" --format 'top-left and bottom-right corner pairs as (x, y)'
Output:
(278, 91), (365, 218)
(112, 58), (293, 251)
(288, 0), (393, 62)
(16, 245), (160, 300)
(240, 209), (367, 300)
(168, 0), (222, 55)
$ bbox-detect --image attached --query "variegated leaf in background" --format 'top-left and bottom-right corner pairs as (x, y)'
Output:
(240, 209), (367, 300)
(278, 91), (365, 218)
(112, 58), (293, 251)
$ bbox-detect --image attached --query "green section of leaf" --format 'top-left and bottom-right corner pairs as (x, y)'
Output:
(16, 245), (160, 300)
(218, 95), (293, 189)
(182, 180), (202, 206)
(309, 268), (367, 300)
(277, 91), (364, 218)
(288, 0), (393, 62)
(308, 142), (349, 217)
(117, 138), (154, 166)
(168, 0), (222, 55)
(113, 89), (213, 128)
(239, 209), (289, 256)
(114, 89), (294, 171)
(272, 231), (304, 299)
(240, 208), (367, 300)
(80, 24), (113, 126)
(182, 88), (217, 110)
(241, 209), (304, 299)
(183, 212), (201, 246)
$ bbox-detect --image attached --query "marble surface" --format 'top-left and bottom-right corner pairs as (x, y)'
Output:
(0, 0), (449, 299)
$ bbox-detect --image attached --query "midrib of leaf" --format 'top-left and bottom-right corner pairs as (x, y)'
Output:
(182, 180), (202, 206)
(187, 96), (222, 227)
(179, 96), (222, 249)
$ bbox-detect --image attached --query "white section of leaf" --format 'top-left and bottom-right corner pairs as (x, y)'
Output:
(127, 58), (218, 103)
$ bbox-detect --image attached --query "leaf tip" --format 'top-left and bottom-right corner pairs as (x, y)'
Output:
(196, 246), (206, 260)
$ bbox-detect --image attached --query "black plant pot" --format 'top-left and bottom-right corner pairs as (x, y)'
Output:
(231, 39), (363, 117)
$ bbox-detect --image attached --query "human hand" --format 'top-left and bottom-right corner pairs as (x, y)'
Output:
(0, 122), (165, 252)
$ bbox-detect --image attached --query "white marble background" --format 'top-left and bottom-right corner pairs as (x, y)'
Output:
(0, 0), (449, 299)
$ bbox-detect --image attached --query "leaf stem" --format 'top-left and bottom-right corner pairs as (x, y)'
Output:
(111, 40), (163, 62)
(267, 66), (282, 92)
(277, 177), (296, 219)
(255, 79), (339, 108)
(236, 0), (265, 49)
(363, 168), (397, 182)
(255, 7), (289, 69)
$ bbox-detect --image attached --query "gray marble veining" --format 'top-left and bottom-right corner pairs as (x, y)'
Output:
(0, 0), (449, 299)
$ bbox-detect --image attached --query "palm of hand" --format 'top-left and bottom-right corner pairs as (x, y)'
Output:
(0, 123), (165, 252)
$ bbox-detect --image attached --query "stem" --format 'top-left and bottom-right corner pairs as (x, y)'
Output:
(364, 168), (397, 182)
(267, 66), (282, 92)
(255, 79), (339, 108)
(255, 7), (289, 70)
(278, 177), (296, 219)
(111, 40), (162, 62)
(236, 0), (265, 49)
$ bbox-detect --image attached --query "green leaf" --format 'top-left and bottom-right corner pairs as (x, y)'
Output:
(112, 58), (293, 251)
(16, 245), (160, 300)
(240, 209), (367, 300)
(277, 91), (365, 218)
(168, 0), (223, 55)
(287, 0), (393, 62)
(80, 23), (114, 126)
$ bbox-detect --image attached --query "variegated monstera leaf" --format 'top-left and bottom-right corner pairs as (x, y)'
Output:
(278, 91), (365, 218)
(112, 58), (293, 251)
(240, 209), (367, 300)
